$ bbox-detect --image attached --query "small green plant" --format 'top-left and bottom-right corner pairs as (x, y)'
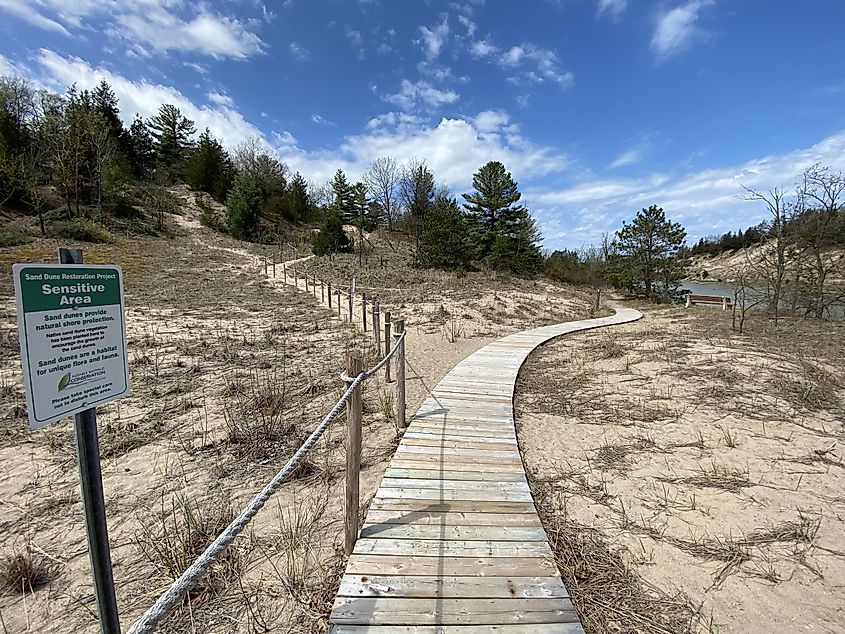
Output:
(378, 389), (395, 424)
(0, 228), (32, 247)
(719, 425), (738, 448)
(51, 219), (113, 243)
(454, 266), (467, 279)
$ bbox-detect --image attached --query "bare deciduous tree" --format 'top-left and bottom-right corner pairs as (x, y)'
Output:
(364, 156), (400, 230)
(742, 185), (795, 325)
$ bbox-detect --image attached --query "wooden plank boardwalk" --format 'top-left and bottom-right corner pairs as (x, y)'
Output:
(329, 308), (643, 632)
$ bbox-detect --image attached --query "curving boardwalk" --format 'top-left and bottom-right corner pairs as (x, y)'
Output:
(329, 308), (643, 633)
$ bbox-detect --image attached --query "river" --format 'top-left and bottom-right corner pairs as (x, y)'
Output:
(679, 280), (844, 319)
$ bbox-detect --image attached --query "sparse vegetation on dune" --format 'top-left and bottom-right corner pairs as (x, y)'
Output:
(516, 305), (845, 633)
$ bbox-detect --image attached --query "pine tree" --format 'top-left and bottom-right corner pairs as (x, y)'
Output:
(330, 169), (355, 222)
(127, 115), (154, 179)
(462, 161), (525, 259)
(226, 173), (263, 239)
(91, 79), (129, 155)
(147, 104), (196, 178)
(312, 210), (352, 256)
(612, 204), (688, 297)
(185, 128), (234, 202)
(416, 194), (471, 269)
(287, 172), (310, 221)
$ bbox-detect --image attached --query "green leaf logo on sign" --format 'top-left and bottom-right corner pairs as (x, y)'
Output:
(58, 372), (71, 391)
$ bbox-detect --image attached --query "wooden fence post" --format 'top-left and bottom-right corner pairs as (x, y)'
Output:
(328, 282), (332, 308)
(344, 351), (363, 556)
(264, 257), (268, 276)
(384, 311), (392, 383)
(337, 292), (342, 318)
(304, 272), (309, 293)
(362, 293), (368, 332)
(294, 267), (298, 287)
(321, 281), (325, 303)
(595, 287), (601, 312)
(393, 319), (406, 429)
(373, 301), (381, 352)
(313, 274), (318, 298)
(283, 265), (287, 284)
(348, 289), (354, 324)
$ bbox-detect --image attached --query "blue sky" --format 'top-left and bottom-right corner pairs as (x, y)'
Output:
(2, 0), (844, 250)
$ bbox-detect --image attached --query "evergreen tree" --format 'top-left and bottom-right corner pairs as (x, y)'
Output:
(91, 79), (130, 155)
(312, 210), (352, 256)
(127, 115), (155, 179)
(416, 194), (471, 269)
(612, 204), (688, 298)
(185, 128), (234, 202)
(462, 160), (525, 259)
(330, 168), (355, 221)
(147, 104), (196, 178)
(226, 173), (263, 239)
(287, 171), (310, 221)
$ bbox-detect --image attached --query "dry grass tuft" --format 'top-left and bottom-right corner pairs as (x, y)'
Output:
(1, 546), (55, 595)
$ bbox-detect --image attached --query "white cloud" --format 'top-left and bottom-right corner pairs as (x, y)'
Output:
(499, 44), (573, 89)
(311, 114), (336, 126)
(529, 129), (845, 247)
(470, 39), (497, 58)
(345, 27), (365, 59)
(416, 14), (450, 60)
(35, 49), (265, 149)
(276, 111), (571, 191)
(288, 42), (310, 61)
(474, 110), (510, 133)
(457, 14), (476, 37)
(0, 0), (264, 60)
(0, 0), (70, 35)
(0, 52), (29, 77)
(383, 79), (459, 111)
(597, 0), (627, 20)
(609, 148), (642, 168)
(651, 0), (714, 62)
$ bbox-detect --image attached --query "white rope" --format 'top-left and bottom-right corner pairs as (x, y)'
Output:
(339, 330), (405, 382)
(127, 372), (366, 634)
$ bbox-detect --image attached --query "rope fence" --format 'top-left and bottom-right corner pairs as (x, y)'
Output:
(126, 257), (409, 634)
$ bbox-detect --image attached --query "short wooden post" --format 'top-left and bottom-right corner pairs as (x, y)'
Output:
(272, 259), (276, 278)
(595, 287), (601, 312)
(348, 289), (354, 324)
(362, 292), (368, 332)
(373, 300), (381, 353)
(685, 294), (691, 309)
(337, 292), (342, 318)
(312, 274), (318, 297)
(393, 319), (406, 428)
(294, 267), (298, 287)
(304, 272), (309, 293)
(384, 311), (392, 383)
(283, 265), (287, 284)
(721, 296), (728, 311)
(263, 257), (268, 276)
(344, 351), (363, 556)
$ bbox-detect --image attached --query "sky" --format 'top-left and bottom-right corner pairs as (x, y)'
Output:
(1, 0), (844, 250)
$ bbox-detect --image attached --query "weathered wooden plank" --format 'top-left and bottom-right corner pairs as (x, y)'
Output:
(388, 458), (525, 472)
(331, 597), (578, 625)
(352, 538), (552, 557)
(336, 575), (567, 599)
(359, 524), (547, 542)
(363, 510), (541, 527)
(330, 624), (584, 633)
(383, 468), (526, 482)
(403, 431), (517, 443)
(367, 499), (538, 514)
(380, 478), (530, 492)
(375, 487), (532, 502)
(401, 438), (518, 451)
(344, 555), (560, 577)
(395, 446), (519, 460)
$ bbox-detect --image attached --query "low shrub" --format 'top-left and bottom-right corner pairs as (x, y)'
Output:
(51, 219), (113, 243)
(0, 228), (32, 248)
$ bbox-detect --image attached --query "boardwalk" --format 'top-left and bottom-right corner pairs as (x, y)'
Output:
(329, 308), (643, 632)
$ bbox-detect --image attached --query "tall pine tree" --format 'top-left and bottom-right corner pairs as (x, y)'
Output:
(147, 104), (196, 179)
(185, 128), (234, 202)
(462, 161), (525, 259)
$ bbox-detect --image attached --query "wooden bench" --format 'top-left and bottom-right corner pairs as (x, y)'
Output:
(685, 294), (732, 310)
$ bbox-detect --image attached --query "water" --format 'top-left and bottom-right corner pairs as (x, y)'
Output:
(679, 280), (844, 319)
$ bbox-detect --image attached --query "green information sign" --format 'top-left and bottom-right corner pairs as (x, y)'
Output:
(13, 264), (131, 429)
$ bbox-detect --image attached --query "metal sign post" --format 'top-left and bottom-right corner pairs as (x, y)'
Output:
(12, 248), (125, 633)
(60, 248), (122, 634)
